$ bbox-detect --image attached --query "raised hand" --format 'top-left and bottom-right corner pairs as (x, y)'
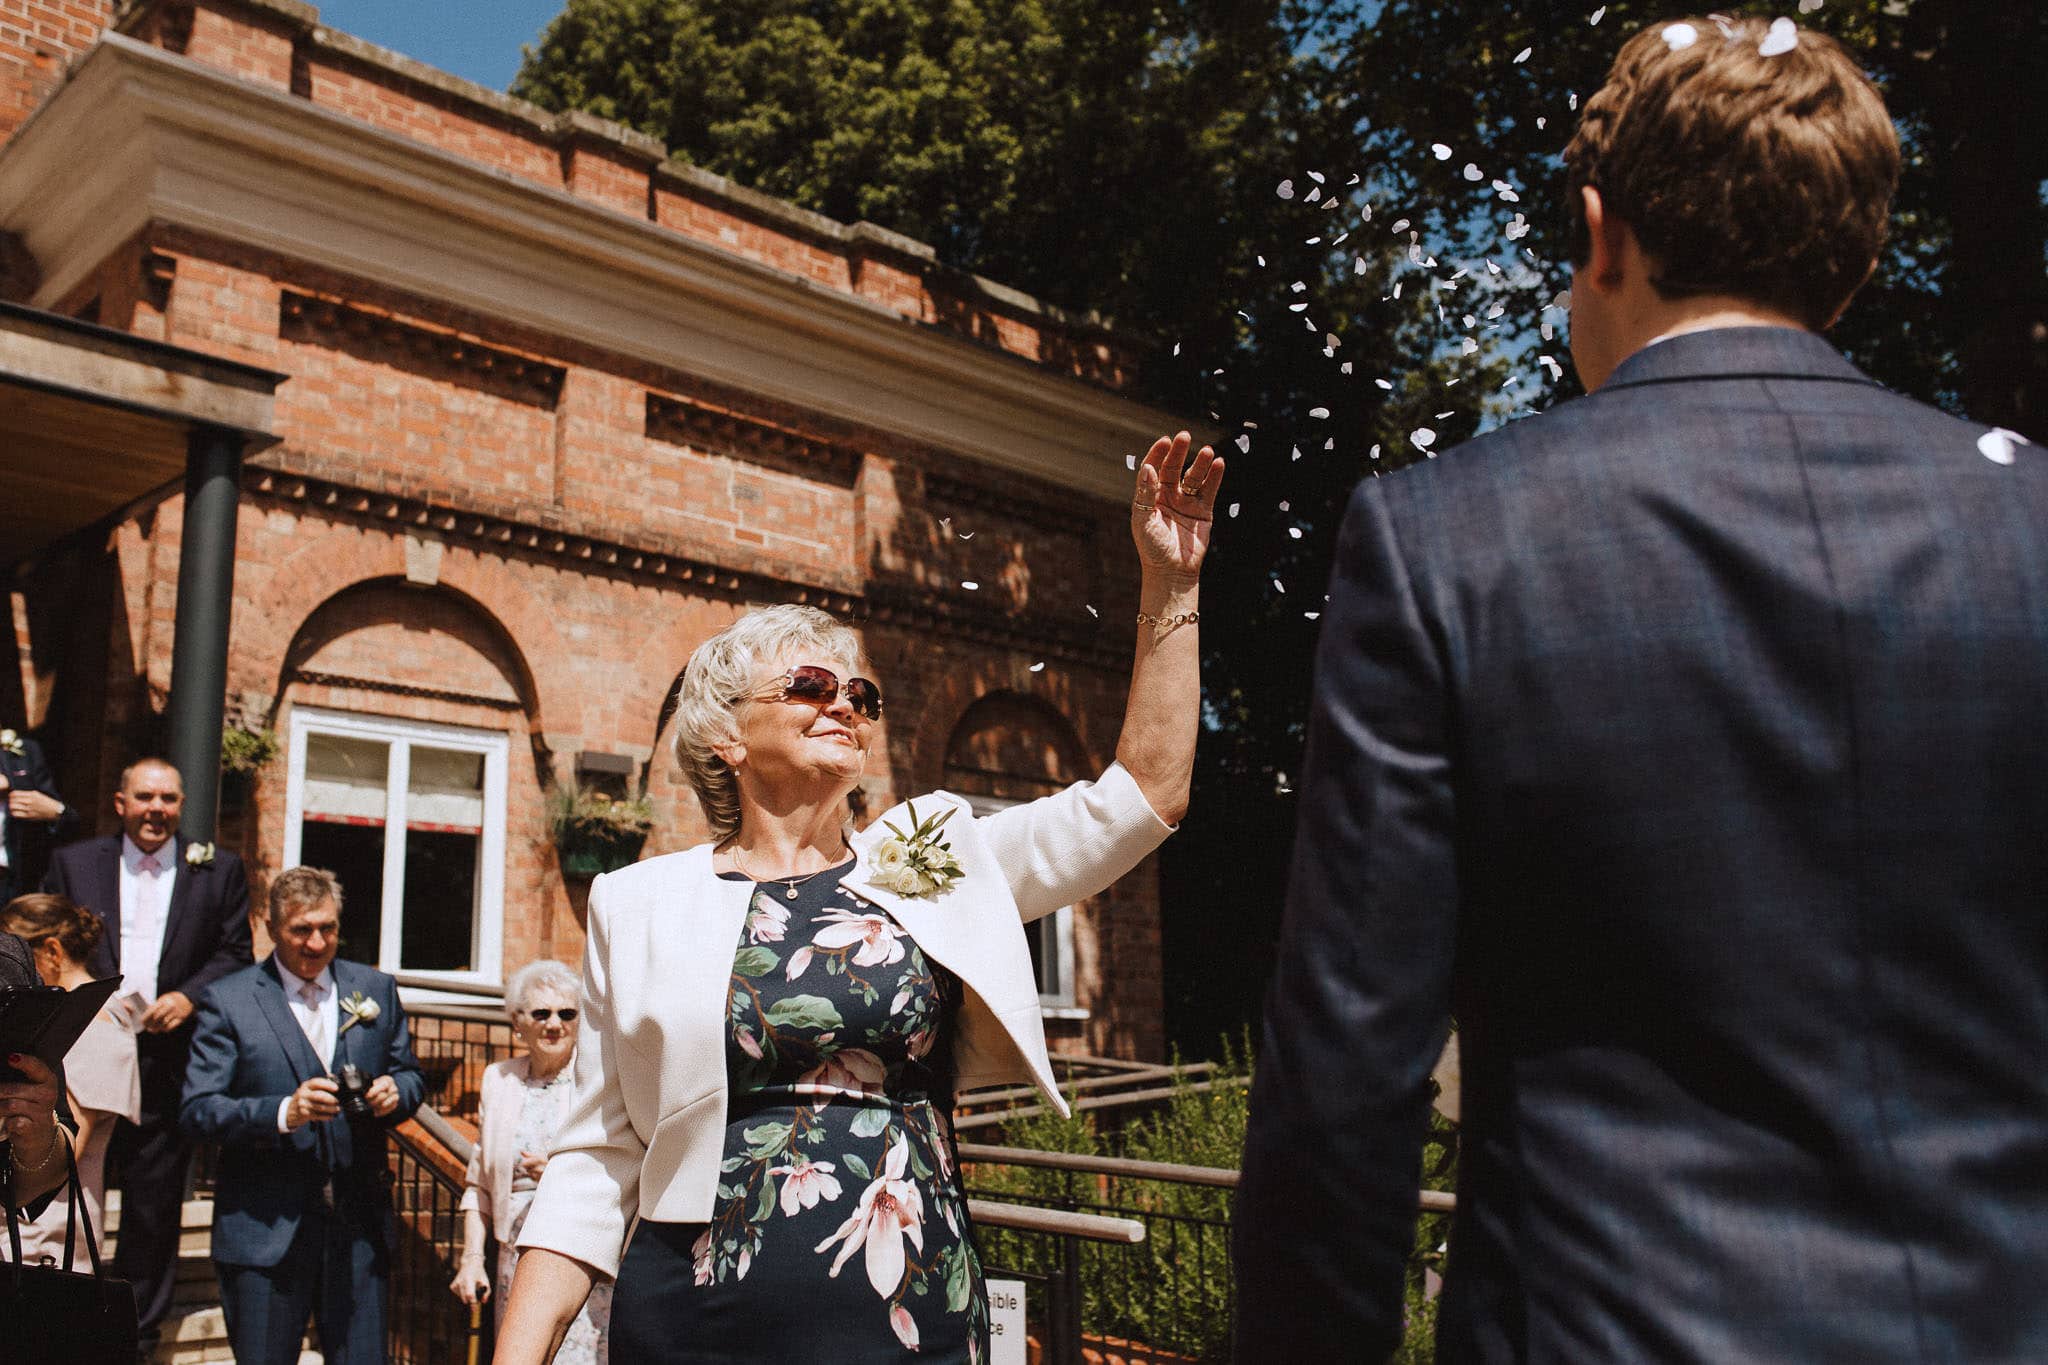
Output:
(1131, 431), (1224, 579)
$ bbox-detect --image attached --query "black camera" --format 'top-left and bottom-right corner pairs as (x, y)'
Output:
(335, 1063), (374, 1122)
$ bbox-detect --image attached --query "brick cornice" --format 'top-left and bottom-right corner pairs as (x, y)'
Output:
(243, 465), (1126, 670)
(289, 669), (522, 711)
(280, 289), (567, 407)
(644, 392), (860, 485)
(0, 36), (1201, 503)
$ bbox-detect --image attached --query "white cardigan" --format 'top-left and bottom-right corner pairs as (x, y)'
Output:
(516, 762), (1172, 1275)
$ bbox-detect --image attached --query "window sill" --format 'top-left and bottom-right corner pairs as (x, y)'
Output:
(1040, 1005), (1091, 1021)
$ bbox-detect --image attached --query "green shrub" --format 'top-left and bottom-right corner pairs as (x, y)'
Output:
(966, 1036), (1457, 1363)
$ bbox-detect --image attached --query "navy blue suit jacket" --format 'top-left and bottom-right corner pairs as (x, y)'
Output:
(46, 833), (252, 1005)
(1234, 329), (2048, 1362)
(180, 957), (425, 1268)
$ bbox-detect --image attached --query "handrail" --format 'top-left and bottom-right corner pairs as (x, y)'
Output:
(962, 1141), (1457, 1213)
(958, 1062), (1219, 1109)
(968, 1199), (1146, 1244)
(412, 1104), (475, 1165)
(953, 1077), (1229, 1131)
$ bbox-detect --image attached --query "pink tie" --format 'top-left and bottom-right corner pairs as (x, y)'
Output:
(300, 979), (329, 1060)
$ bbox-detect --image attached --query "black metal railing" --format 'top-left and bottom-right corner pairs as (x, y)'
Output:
(965, 1142), (1456, 1364)
(408, 1000), (520, 1122)
(386, 1107), (485, 1364)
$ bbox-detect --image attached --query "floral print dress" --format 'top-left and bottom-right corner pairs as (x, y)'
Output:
(607, 861), (988, 1363)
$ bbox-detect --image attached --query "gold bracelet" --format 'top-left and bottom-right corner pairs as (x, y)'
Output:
(9, 1118), (68, 1178)
(1135, 610), (1200, 629)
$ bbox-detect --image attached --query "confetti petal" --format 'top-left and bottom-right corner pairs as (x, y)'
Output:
(1430, 143), (1453, 161)
(1411, 428), (1437, 448)
(1029, 661), (1046, 672)
(1589, 6), (1606, 25)
(1662, 22), (1699, 50)
(1228, 502), (1241, 518)
(1235, 434), (1252, 453)
(1309, 407), (1331, 419)
(1276, 179), (1295, 199)
(1798, 0), (1824, 11)
(1514, 46), (1533, 63)
(1978, 427), (2028, 465)
(1463, 163), (1484, 182)
(1759, 17), (1798, 56)
(961, 581), (979, 591)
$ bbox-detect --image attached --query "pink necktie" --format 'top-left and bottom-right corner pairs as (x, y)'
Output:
(300, 979), (330, 1060)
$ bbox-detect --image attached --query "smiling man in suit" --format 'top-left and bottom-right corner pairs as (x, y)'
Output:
(1, 726), (79, 904)
(182, 866), (424, 1365)
(44, 755), (252, 1355)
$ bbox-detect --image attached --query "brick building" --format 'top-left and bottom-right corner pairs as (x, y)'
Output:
(2, 0), (1193, 1058)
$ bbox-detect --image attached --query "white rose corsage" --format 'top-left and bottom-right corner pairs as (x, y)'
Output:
(868, 802), (965, 899)
(0, 728), (23, 757)
(184, 840), (216, 867)
(338, 991), (381, 1037)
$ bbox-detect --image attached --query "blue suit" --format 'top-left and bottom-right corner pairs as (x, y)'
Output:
(182, 957), (424, 1365)
(1234, 329), (2048, 1362)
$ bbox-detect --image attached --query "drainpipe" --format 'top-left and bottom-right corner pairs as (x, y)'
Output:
(164, 424), (243, 842)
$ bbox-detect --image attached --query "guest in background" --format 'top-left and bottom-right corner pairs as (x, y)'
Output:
(0, 929), (72, 1217)
(1, 726), (78, 905)
(452, 959), (611, 1363)
(181, 867), (424, 1365)
(45, 755), (250, 1355)
(0, 893), (140, 1263)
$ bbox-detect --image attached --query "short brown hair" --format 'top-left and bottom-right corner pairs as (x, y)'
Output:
(1565, 16), (1900, 330)
(268, 866), (344, 924)
(1, 893), (105, 966)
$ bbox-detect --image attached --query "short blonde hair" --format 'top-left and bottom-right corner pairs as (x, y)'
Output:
(670, 605), (864, 842)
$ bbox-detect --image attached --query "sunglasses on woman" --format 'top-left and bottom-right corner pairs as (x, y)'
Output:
(528, 1008), (578, 1023)
(740, 665), (884, 721)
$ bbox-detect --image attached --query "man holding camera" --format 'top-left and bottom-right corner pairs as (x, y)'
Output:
(181, 867), (423, 1365)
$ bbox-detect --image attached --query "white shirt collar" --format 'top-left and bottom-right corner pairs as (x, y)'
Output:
(122, 834), (175, 872)
(274, 954), (335, 998)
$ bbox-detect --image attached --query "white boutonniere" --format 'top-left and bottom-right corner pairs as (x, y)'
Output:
(868, 802), (965, 899)
(338, 991), (381, 1038)
(0, 728), (23, 757)
(184, 841), (216, 867)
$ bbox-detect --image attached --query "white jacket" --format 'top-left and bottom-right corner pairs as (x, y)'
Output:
(516, 762), (1172, 1275)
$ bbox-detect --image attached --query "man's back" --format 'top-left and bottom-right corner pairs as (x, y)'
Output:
(1234, 327), (2048, 1361)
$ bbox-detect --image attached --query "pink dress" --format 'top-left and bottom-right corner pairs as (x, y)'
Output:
(7, 1005), (140, 1263)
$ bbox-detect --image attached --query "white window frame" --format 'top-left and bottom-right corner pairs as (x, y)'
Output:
(282, 706), (509, 993)
(963, 794), (1083, 1016)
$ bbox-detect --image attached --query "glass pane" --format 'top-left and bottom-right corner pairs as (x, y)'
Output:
(1028, 915), (1057, 997)
(400, 746), (484, 971)
(303, 733), (388, 822)
(301, 820), (386, 967)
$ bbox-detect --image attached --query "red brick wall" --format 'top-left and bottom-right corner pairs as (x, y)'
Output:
(0, 0), (109, 143)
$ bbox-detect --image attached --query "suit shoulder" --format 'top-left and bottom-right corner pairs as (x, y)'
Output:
(199, 960), (269, 1006)
(55, 835), (118, 868)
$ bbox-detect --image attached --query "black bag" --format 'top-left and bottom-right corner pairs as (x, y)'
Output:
(2, 1135), (140, 1365)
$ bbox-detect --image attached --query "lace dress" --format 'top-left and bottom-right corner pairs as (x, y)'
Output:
(607, 861), (987, 1363)
(499, 1066), (613, 1364)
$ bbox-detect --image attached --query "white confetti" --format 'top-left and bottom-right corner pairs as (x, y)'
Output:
(1462, 337), (1479, 355)
(1370, 444), (1382, 460)
(959, 531), (974, 540)
(1536, 116), (1547, 130)
(1798, 0), (1824, 11)
(1340, 362), (1354, 374)
(1291, 446), (1303, 461)
(1538, 354), (1564, 381)
(1978, 427), (2028, 465)
(1288, 527), (1304, 539)
(1276, 179), (1295, 199)
(1391, 217), (1412, 234)
(1126, 453), (1138, 470)
(1589, 6), (1606, 24)
(1759, 17), (1798, 56)
(1430, 143), (1453, 161)
(1304, 611), (1321, 620)
(1308, 170), (1326, 183)
(1662, 22), (1699, 50)
(1172, 342), (1181, 356)
(1273, 578), (1287, 593)
(1235, 434), (1252, 453)
(1228, 502), (1242, 518)
(1376, 378), (1395, 390)
(962, 581), (979, 591)
(1569, 91), (1579, 110)
(1309, 407), (1331, 419)
(1291, 280), (1308, 292)
(1086, 604), (1099, 618)
(1505, 213), (1531, 241)
(1463, 163), (1483, 182)
(1514, 46), (1533, 63)
(1412, 428), (1437, 448)
(1305, 186), (1322, 203)
(1029, 661), (1046, 672)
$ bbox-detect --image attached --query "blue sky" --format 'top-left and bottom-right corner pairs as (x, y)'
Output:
(315, 0), (565, 91)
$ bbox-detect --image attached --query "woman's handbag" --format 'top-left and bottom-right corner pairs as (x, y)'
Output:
(2, 1135), (141, 1365)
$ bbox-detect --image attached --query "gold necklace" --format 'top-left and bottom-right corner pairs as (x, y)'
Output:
(728, 844), (849, 900)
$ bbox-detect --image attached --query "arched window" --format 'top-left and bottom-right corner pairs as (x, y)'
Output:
(941, 693), (1090, 1011)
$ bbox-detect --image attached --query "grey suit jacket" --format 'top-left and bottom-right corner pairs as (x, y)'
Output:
(1234, 328), (2048, 1362)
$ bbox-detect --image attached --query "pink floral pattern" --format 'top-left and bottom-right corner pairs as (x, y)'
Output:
(696, 866), (985, 1357)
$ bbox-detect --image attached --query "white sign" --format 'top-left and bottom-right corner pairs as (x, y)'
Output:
(987, 1277), (1027, 1365)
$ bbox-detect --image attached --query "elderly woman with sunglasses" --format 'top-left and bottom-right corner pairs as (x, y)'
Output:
(454, 959), (610, 1362)
(500, 433), (1222, 1364)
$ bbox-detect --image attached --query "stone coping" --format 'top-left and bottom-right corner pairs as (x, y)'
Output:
(110, 0), (1130, 344)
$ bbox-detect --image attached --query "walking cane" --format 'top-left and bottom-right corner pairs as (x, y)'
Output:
(467, 1300), (484, 1365)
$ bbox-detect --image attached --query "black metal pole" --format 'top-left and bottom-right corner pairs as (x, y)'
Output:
(164, 424), (243, 843)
